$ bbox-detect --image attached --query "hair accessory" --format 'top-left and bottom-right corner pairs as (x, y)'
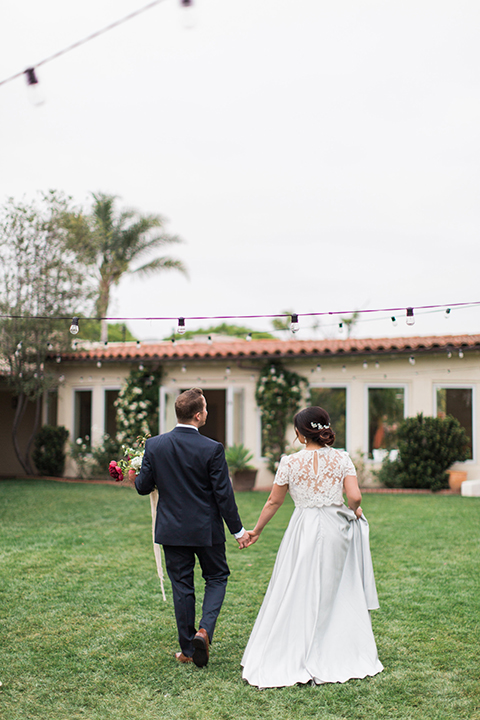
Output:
(310, 422), (330, 430)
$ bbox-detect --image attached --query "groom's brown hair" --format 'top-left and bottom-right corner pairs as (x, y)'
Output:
(175, 387), (205, 422)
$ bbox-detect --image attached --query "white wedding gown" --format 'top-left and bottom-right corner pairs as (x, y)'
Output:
(241, 447), (384, 688)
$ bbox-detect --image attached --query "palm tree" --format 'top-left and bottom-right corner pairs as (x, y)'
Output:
(70, 193), (187, 341)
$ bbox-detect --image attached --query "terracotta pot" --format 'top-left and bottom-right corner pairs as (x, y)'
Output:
(232, 469), (257, 492)
(448, 470), (467, 493)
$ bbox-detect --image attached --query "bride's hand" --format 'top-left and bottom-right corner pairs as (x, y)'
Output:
(245, 530), (260, 547)
(355, 506), (363, 519)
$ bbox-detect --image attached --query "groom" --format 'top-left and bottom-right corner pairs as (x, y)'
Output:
(135, 387), (249, 667)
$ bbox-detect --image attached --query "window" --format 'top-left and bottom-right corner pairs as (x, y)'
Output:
(74, 390), (92, 442)
(368, 387), (405, 460)
(105, 389), (119, 438)
(46, 390), (58, 426)
(436, 387), (473, 460)
(309, 386), (347, 448)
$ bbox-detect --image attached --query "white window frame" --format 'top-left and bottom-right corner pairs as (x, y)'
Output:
(309, 383), (351, 451)
(364, 383), (409, 461)
(433, 383), (476, 463)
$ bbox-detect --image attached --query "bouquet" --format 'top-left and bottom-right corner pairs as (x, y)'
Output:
(109, 434), (150, 482)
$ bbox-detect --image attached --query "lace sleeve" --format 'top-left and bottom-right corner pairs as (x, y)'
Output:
(343, 452), (357, 477)
(274, 455), (290, 486)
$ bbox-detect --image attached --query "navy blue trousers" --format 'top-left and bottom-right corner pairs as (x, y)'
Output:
(163, 544), (230, 657)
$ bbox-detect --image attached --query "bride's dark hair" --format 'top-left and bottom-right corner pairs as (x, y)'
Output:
(294, 406), (336, 447)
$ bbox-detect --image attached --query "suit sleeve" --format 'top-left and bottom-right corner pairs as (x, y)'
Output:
(208, 443), (243, 535)
(134, 442), (156, 495)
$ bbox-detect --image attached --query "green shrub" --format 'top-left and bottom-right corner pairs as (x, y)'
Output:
(374, 413), (469, 491)
(33, 425), (69, 476)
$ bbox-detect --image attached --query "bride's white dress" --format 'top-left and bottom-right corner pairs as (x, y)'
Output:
(241, 447), (384, 688)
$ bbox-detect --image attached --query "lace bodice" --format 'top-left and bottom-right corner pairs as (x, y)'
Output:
(274, 447), (356, 508)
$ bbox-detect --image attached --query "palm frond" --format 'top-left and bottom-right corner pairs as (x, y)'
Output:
(132, 257), (188, 278)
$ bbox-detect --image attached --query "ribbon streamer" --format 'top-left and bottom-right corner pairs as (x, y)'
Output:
(149, 489), (166, 601)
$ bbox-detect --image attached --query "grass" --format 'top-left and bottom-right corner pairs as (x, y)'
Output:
(0, 480), (479, 720)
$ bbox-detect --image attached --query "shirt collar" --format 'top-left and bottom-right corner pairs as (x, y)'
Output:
(176, 423), (199, 431)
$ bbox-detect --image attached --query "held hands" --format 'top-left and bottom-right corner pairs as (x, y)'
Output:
(236, 530), (260, 549)
(236, 532), (251, 550)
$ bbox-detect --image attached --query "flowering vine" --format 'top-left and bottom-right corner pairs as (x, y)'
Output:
(115, 366), (163, 444)
(255, 361), (309, 473)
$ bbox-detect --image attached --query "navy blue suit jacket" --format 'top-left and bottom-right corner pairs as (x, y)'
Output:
(134, 426), (242, 546)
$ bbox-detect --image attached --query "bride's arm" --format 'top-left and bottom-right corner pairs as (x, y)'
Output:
(246, 483), (289, 546)
(344, 474), (362, 518)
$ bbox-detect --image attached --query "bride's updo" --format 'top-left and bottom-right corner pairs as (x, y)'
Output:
(294, 406), (336, 447)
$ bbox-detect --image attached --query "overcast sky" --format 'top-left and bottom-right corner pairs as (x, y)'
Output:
(1, 0), (479, 341)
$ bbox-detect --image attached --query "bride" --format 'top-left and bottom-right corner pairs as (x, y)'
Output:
(241, 406), (383, 688)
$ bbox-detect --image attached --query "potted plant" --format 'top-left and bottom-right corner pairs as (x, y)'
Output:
(225, 444), (257, 492)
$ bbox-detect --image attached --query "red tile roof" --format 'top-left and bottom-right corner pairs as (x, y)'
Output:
(59, 334), (480, 363)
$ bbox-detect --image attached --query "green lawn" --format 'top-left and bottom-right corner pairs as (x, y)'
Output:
(0, 480), (479, 720)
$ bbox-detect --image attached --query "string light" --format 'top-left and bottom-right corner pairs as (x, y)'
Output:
(177, 317), (186, 334)
(406, 308), (415, 326)
(69, 317), (79, 335)
(0, 0), (168, 90)
(24, 67), (44, 106)
(290, 314), (299, 333)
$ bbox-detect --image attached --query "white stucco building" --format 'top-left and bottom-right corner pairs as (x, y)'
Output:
(2, 333), (479, 486)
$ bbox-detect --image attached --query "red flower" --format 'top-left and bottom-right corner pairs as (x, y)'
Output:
(109, 461), (123, 482)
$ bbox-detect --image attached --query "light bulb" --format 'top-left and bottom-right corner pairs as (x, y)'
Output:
(226, 366), (231, 375)
(69, 317), (79, 335)
(391, 316), (397, 327)
(316, 364), (321, 372)
(409, 356), (416, 365)
(341, 365), (346, 372)
(406, 308), (415, 326)
(246, 333), (252, 341)
(24, 67), (45, 107)
(363, 361), (368, 369)
(444, 308), (451, 319)
(338, 322), (344, 333)
(207, 335), (212, 344)
(290, 314), (299, 333)
(177, 317), (186, 334)
(180, 0), (197, 28)
(96, 361), (102, 368)
(181, 365), (186, 373)
(139, 364), (144, 371)
(459, 350), (464, 359)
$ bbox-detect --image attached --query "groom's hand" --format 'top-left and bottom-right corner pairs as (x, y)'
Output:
(236, 532), (251, 549)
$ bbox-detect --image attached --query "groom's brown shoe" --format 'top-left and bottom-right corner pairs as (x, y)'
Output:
(175, 651), (193, 664)
(192, 628), (209, 667)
